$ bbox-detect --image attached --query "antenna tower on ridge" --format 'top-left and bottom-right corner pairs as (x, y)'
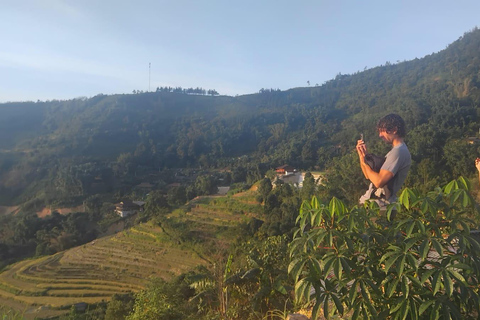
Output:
(149, 62), (151, 92)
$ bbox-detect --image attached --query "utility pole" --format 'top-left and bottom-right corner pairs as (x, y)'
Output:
(149, 62), (151, 92)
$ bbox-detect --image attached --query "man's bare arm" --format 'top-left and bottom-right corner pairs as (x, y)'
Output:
(363, 166), (394, 188)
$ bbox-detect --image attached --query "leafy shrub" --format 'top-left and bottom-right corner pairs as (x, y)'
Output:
(289, 177), (480, 320)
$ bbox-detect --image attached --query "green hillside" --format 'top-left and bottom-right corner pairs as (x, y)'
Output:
(1, 29), (480, 207)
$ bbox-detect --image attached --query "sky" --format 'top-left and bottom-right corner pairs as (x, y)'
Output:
(0, 0), (479, 102)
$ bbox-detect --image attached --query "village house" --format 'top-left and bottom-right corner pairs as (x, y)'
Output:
(275, 165), (296, 175)
(114, 200), (145, 218)
(274, 165), (323, 188)
(467, 136), (480, 145)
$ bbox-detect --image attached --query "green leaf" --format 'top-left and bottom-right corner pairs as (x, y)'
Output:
(390, 300), (404, 313)
(386, 278), (399, 298)
(399, 188), (411, 209)
(348, 212), (355, 231)
(396, 256), (406, 277)
(384, 254), (401, 274)
(443, 180), (457, 194)
(409, 299), (419, 320)
(459, 220), (470, 234)
(430, 301), (441, 320)
(329, 197), (337, 218)
(420, 199), (429, 215)
(294, 278), (310, 303)
(419, 300), (434, 315)
(431, 239), (443, 257)
(406, 273), (422, 288)
(420, 269), (435, 284)
(462, 190), (472, 207)
(360, 280), (371, 302)
(310, 196), (319, 208)
(447, 269), (466, 283)
(311, 297), (322, 320)
(380, 250), (400, 264)
(406, 221), (415, 238)
(334, 258), (343, 280)
(309, 257), (322, 279)
(400, 299), (409, 320)
(352, 303), (360, 320)
(323, 297), (329, 319)
(432, 272), (441, 295)
(273, 278), (287, 295)
(402, 276), (409, 299)
(406, 253), (418, 270)
(340, 257), (351, 275)
(405, 238), (419, 251)
(332, 293), (344, 315)
(443, 270), (453, 297)
(288, 258), (306, 282)
(457, 176), (470, 190)
(386, 203), (400, 221)
(323, 255), (336, 277)
(417, 220), (426, 234)
(451, 189), (462, 206)
(348, 281), (358, 305)
(419, 239), (429, 260)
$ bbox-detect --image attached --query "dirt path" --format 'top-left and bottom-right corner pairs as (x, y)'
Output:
(0, 206), (20, 216)
(36, 205), (84, 218)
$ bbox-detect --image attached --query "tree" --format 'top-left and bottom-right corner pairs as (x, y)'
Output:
(443, 139), (476, 178)
(126, 279), (184, 320)
(290, 177), (480, 320)
(141, 190), (170, 222)
(257, 178), (272, 203)
(232, 166), (247, 183)
(195, 175), (218, 196)
(263, 193), (279, 216)
(113, 153), (134, 177)
(145, 190), (169, 213)
(105, 293), (135, 320)
(167, 186), (187, 206)
(300, 172), (316, 200)
(319, 152), (367, 205)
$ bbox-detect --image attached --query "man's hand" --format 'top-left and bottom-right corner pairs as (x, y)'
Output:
(475, 158), (480, 172)
(356, 139), (367, 158)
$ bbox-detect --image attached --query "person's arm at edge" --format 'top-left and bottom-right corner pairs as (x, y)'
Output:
(475, 158), (480, 186)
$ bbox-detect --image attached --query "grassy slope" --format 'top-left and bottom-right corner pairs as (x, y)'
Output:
(0, 192), (262, 319)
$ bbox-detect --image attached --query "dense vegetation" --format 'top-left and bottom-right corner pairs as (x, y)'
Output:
(1, 28), (480, 319)
(1, 29), (480, 207)
(291, 177), (480, 320)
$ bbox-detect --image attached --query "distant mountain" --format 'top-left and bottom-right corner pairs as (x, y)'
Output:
(0, 27), (479, 205)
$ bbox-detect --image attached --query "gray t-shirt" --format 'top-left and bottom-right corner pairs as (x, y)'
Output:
(381, 143), (411, 202)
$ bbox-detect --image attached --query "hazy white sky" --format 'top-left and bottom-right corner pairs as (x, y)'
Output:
(0, 0), (479, 102)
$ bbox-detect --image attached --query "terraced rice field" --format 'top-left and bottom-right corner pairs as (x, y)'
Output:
(0, 221), (206, 318)
(188, 193), (262, 227)
(0, 193), (262, 318)
(173, 194), (263, 252)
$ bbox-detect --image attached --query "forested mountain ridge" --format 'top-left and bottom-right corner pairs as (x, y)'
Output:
(0, 28), (480, 207)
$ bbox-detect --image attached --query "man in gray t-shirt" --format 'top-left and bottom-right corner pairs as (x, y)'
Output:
(356, 114), (411, 205)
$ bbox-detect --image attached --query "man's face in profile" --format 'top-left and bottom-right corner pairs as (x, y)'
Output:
(378, 129), (396, 144)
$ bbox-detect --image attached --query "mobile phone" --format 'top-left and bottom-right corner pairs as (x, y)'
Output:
(360, 133), (364, 141)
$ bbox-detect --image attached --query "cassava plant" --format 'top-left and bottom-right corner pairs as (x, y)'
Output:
(289, 177), (480, 320)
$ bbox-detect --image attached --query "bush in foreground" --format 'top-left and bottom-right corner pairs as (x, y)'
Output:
(289, 177), (480, 320)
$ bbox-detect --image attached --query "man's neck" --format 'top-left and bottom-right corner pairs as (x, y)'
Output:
(392, 137), (404, 147)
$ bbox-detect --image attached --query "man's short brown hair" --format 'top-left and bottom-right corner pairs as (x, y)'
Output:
(377, 114), (406, 137)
